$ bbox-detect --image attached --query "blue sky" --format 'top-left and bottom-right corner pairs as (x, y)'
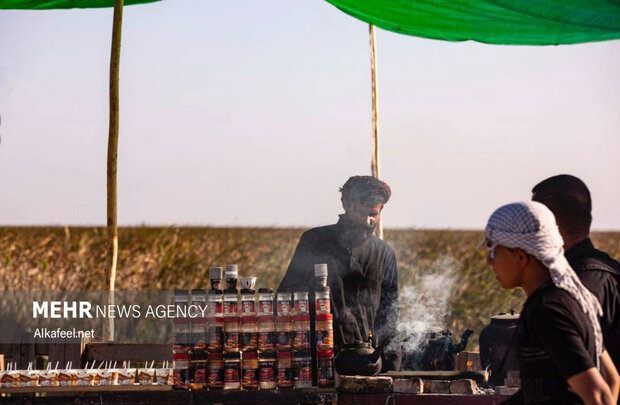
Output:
(1, 0), (619, 229)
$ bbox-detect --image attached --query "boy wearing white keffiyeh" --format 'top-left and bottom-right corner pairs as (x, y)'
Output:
(483, 202), (618, 405)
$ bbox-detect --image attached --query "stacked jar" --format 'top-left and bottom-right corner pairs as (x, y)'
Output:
(207, 275), (225, 390)
(314, 263), (334, 387)
(172, 290), (189, 388)
(207, 290), (224, 355)
(257, 288), (276, 390)
(223, 288), (239, 355)
(275, 291), (293, 389)
(291, 289), (313, 388)
(189, 289), (208, 389)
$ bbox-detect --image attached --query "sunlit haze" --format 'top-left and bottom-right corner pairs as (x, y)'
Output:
(1, 0), (619, 229)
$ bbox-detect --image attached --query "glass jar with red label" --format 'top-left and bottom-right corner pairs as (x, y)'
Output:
(189, 350), (207, 388)
(315, 313), (334, 351)
(223, 352), (241, 390)
(208, 353), (224, 389)
(293, 290), (309, 315)
(208, 290), (223, 317)
(292, 314), (311, 351)
(173, 321), (190, 353)
(276, 292), (292, 316)
(224, 316), (240, 353)
(257, 288), (274, 316)
(240, 289), (256, 315)
(241, 316), (258, 353)
(190, 289), (207, 319)
(275, 316), (293, 351)
(223, 289), (239, 316)
(259, 354), (277, 390)
(172, 352), (189, 388)
(207, 317), (224, 353)
(315, 286), (331, 314)
(242, 352), (259, 390)
(276, 351), (294, 388)
(258, 316), (276, 353)
(317, 350), (334, 387)
(293, 351), (312, 388)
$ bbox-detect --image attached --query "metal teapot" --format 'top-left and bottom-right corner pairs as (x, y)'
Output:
(420, 329), (474, 371)
(334, 340), (383, 376)
(479, 311), (520, 386)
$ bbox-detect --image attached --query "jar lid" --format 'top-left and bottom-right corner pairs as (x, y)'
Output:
(315, 313), (333, 321)
(208, 353), (223, 360)
(242, 352), (258, 359)
(172, 353), (189, 360)
(223, 352), (241, 360)
(190, 289), (206, 295)
(240, 289), (256, 295)
(174, 289), (188, 298)
(258, 288), (274, 294)
(224, 316), (239, 323)
(292, 315), (310, 321)
(315, 286), (330, 292)
(224, 288), (238, 294)
(241, 316), (258, 323)
(208, 290), (223, 295)
(314, 263), (328, 277)
(276, 351), (292, 359)
(259, 353), (276, 360)
(275, 316), (292, 322)
(317, 350), (334, 358)
(258, 315), (275, 322)
(276, 291), (292, 298)
(225, 264), (238, 276)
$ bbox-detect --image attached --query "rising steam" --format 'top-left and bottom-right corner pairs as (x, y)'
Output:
(390, 256), (457, 360)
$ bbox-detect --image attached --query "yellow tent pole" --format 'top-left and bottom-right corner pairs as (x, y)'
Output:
(105, 0), (124, 342)
(369, 24), (383, 239)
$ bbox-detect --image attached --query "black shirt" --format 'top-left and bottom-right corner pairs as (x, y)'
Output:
(565, 238), (620, 370)
(507, 283), (597, 405)
(277, 215), (401, 371)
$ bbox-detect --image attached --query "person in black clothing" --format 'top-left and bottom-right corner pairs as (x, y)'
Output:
(483, 201), (618, 404)
(277, 175), (401, 372)
(532, 174), (620, 371)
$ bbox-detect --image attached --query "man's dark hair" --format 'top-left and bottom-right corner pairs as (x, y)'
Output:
(340, 176), (391, 206)
(532, 174), (592, 236)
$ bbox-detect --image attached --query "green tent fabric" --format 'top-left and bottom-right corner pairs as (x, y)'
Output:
(325, 0), (620, 45)
(0, 0), (158, 8)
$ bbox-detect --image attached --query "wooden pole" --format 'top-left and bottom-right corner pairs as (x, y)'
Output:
(105, 0), (124, 342)
(369, 24), (383, 239)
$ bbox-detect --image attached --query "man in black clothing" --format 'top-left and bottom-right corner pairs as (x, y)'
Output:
(533, 174), (620, 370)
(483, 202), (618, 404)
(277, 175), (401, 372)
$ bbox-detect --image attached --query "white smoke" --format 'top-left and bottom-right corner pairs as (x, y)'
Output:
(393, 256), (457, 358)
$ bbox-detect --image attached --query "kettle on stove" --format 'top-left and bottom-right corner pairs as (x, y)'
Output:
(334, 332), (383, 376)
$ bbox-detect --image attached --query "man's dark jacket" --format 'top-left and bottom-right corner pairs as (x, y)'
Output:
(566, 238), (620, 370)
(278, 215), (402, 371)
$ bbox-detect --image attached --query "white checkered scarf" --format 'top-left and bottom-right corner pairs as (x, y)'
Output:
(484, 201), (603, 359)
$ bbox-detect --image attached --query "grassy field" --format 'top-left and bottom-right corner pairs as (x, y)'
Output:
(1, 227), (618, 346)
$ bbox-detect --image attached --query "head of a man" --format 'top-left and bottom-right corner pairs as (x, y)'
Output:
(483, 201), (563, 294)
(340, 176), (391, 230)
(531, 174), (591, 247)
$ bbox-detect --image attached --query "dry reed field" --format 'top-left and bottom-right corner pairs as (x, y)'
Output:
(1, 227), (618, 345)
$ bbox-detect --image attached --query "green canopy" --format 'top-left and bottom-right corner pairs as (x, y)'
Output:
(325, 0), (620, 45)
(0, 0), (157, 8)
